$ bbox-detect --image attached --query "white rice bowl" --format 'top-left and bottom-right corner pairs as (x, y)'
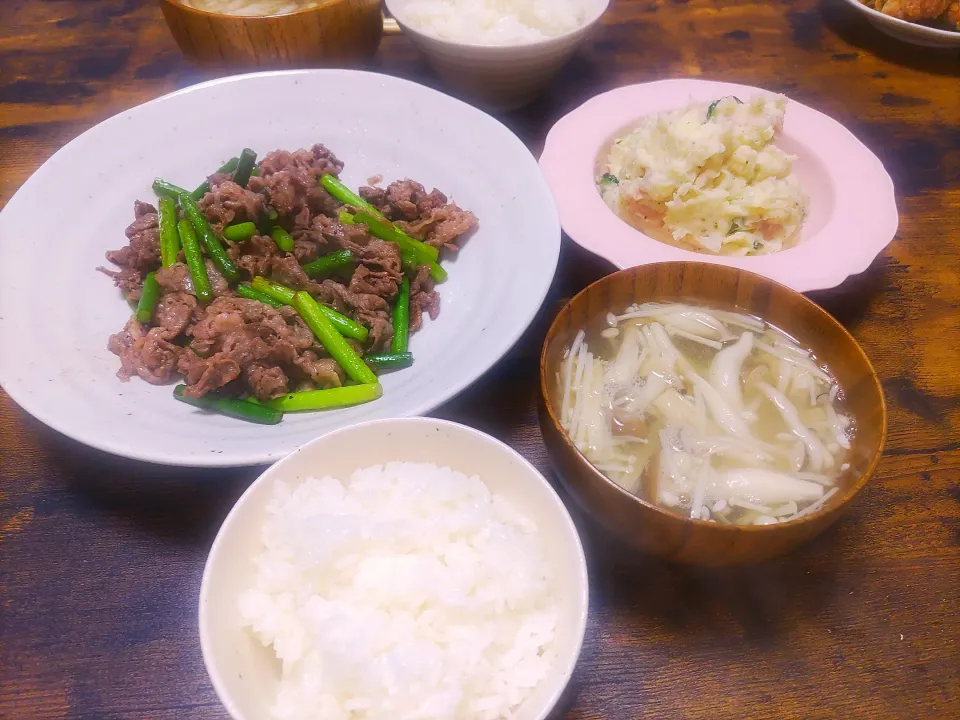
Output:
(241, 463), (559, 719)
(199, 418), (588, 720)
(398, 0), (592, 45)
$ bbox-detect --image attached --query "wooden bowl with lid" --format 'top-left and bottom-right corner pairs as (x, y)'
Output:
(159, 0), (384, 67)
(538, 262), (887, 566)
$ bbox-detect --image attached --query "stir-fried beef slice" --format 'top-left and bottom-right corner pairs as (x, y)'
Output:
(358, 185), (388, 210)
(309, 214), (373, 255)
(307, 186), (342, 217)
(125, 211), (159, 240)
(181, 297), (319, 397)
(188, 303), (247, 357)
(310, 143), (344, 177)
(155, 262), (193, 294)
(199, 180), (265, 228)
(244, 362), (289, 400)
(362, 313), (394, 352)
(108, 317), (144, 381)
(319, 279), (387, 315)
(205, 259), (231, 297)
(292, 204), (312, 231)
(153, 292), (198, 340)
(293, 238), (319, 264)
(258, 148), (313, 177)
(208, 171), (233, 187)
(294, 351), (344, 388)
(251, 146), (343, 218)
(98, 265), (144, 296)
(104, 204), (161, 275)
(179, 355), (242, 398)
(359, 179), (448, 221)
(108, 318), (181, 384)
(409, 264), (440, 333)
(270, 254), (321, 292)
(134, 200), (157, 217)
(227, 234), (276, 277)
(249, 165), (313, 217)
(395, 203), (479, 252)
(349, 265), (400, 299)
(355, 238), (402, 273)
(347, 239), (402, 299)
(264, 338), (299, 367)
(314, 278), (392, 351)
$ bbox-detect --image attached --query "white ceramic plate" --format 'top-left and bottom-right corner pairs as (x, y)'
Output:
(0, 70), (560, 467)
(199, 417), (589, 720)
(838, 0), (960, 47)
(539, 79), (899, 292)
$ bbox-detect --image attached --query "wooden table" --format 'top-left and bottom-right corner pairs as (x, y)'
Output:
(1, 1), (958, 718)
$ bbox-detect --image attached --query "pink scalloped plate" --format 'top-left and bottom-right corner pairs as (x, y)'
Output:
(539, 79), (898, 292)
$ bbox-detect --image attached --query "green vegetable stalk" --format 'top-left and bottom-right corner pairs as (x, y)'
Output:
(173, 385), (283, 425)
(158, 196), (180, 268)
(302, 250), (354, 278)
(271, 226), (294, 253)
(135, 272), (161, 324)
(320, 174), (380, 216)
(190, 157), (240, 201)
(152, 178), (190, 199)
(223, 222), (258, 243)
(232, 148), (257, 188)
(237, 283), (284, 308)
(178, 193), (240, 283)
(261, 383), (382, 412)
(178, 218), (213, 303)
(294, 291), (377, 385)
(364, 353), (413, 373)
(391, 276), (410, 354)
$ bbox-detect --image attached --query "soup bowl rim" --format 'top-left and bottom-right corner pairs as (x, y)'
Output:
(539, 261), (888, 533)
(160, 0), (361, 20)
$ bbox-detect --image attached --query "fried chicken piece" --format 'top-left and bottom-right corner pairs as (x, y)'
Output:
(873, 0), (950, 21)
(944, 1), (960, 28)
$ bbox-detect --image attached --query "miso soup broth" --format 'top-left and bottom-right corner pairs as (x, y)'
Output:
(558, 302), (855, 526)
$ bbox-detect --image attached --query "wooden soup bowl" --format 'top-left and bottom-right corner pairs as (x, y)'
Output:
(539, 262), (887, 566)
(159, 0), (383, 67)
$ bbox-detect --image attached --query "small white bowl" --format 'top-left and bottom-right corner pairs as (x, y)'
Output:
(384, 0), (610, 110)
(838, 0), (960, 47)
(199, 417), (589, 720)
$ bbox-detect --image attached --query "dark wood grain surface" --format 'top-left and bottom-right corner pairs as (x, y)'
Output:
(1, 1), (958, 718)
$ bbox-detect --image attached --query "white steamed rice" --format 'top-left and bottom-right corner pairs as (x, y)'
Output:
(400, 0), (592, 45)
(181, 0), (319, 16)
(240, 462), (559, 720)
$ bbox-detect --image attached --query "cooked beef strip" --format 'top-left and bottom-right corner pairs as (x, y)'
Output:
(155, 262), (193, 294)
(108, 318), (181, 384)
(361, 179), (477, 251)
(409, 264), (440, 332)
(270, 254), (320, 292)
(98, 264), (144, 297)
(395, 203), (479, 252)
(199, 180), (265, 228)
(205, 259), (231, 297)
(154, 292), (198, 339)
(104, 203), (161, 275)
(228, 234), (276, 277)
(359, 179), (447, 221)
(134, 200), (157, 217)
(294, 351), (344, 388)
(244, 362), (289, 399)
